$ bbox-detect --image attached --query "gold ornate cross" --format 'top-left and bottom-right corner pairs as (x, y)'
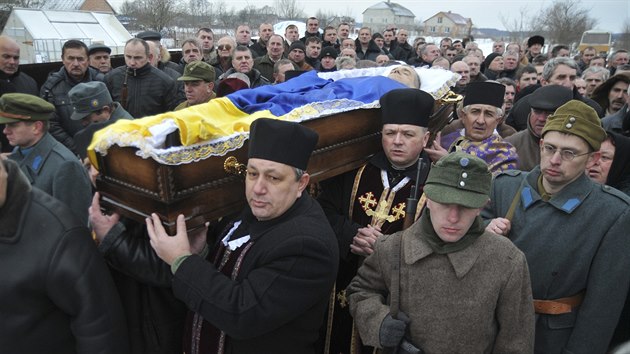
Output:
(359, 192), (378, 211)
(391, 202), (406, 221)
(366, 200), (396, 227)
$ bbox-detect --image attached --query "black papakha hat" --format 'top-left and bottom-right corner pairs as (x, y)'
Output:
(527, 35), (545, 47)
(379, 88), (434, 127)
(248, 118), (319, 170)
(463, 81), (505, 109)
(529, 85), (573, 111)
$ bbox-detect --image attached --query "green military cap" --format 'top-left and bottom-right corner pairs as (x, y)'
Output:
(0, 93), (55, 124)
(178, 61), (216, 82)
(69, 81), (113, 120)
(541, 100), (606, 151)
(424, 152), (491, 208)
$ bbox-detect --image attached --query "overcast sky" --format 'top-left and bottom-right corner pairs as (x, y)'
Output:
(110, 0), (628, 33)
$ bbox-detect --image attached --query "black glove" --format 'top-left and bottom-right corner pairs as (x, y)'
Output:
(379, 312), (410, 348)
(399, 338), (422, 354)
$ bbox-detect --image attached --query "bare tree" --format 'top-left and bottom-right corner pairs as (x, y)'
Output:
(273, 0), (304, 20)
(617, 19), (630, 51)
(536, 0), (597, 46)
(189, 0), (210, 28)
(119, 0), (181, 32)
(315, 9), (339, 28)
(499, 5), (530, 43)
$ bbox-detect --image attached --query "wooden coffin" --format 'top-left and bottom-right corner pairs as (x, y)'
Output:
(95, 108), (383, 233)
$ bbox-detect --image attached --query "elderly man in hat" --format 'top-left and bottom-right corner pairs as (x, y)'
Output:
(431, 81), (519, 175)
(505, 85), (573, 171)
(347, 151), (534, 353)
(317, 88), (435, 354)
(92, 118), (338, 353)
(483, 100), (630, 354)
(175, 61), (216, 110)
(1, 93), (91, 223)
(69, 81), (133, 159)
(88, 43), (112, 74)
(0, 158), (129, 354)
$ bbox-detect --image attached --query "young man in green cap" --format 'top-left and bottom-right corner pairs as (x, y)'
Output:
(483, 100), (630, 354)
(1, 93), (92, 224)
(69, 81), (133, 159)
(347, 152), (534, 353)
(175, 61), (216, 110)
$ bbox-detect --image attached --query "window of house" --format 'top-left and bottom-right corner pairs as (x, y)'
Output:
(438, 17), (443, 24)
(431, 26), (436, 33)
(446, 27), (450, 33)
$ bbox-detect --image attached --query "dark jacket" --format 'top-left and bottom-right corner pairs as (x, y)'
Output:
(504, 126), (540, 171)
(40, 66), (103, 154)
(105, 63), (181, 118)
(602, 103), (630, 135)
(0, 159), (129, 354)
(354, 39), (382, 61)
(74, 102), (133, 159)
(253, 54), (280, 82)
(0, 68), (38, 96)
(392, 40), (413, 61)
(217, 67), (270, 88)
(407, 56), (431, 68)
(299, 32), (322, 43)
(8, 133), (92, 224)
(249, 39), (267, 58)
(175, 193), (339, 354)
(0, 69), (39, 152)
(98, 219), (188, 354)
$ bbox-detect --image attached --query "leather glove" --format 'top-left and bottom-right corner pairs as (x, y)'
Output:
(379, 312), (410, 348)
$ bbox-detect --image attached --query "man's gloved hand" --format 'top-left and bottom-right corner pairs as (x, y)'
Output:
(399, 338), (422, 354)
(379, 312), (410, 348)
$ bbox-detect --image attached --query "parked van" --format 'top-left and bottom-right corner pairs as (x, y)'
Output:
(578, 30), (612, 55)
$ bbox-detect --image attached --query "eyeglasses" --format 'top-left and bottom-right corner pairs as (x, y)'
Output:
(218, 44), (232, 51)
(541, 144), (590, 161)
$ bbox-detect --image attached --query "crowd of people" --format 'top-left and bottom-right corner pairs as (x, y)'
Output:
(1, 15), (630, 354)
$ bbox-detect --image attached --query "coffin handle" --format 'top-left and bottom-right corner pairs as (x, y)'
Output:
(224, 156), (247, 176)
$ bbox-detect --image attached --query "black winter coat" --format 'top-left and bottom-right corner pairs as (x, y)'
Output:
(0, 159), (129, 354)
(175, 193), (339, 354)
(40, 66), (103, 154)
(104, 63), (180, 118)
(0, 69), (38, 152)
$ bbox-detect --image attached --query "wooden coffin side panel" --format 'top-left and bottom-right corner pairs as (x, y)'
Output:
(96, 108), (383, 233)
